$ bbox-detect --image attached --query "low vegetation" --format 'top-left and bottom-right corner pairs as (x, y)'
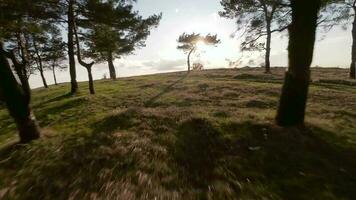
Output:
(1, 67), (356, 199)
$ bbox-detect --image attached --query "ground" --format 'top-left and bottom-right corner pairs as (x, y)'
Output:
(1, 67), (356, 199)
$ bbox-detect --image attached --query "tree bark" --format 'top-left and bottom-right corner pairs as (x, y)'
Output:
(87, 67), (95, 94)
(265, 21), (272, 74)
(350, 7), (356, 79)
(187, 48), (194, 73)
(276, 0), (321, 127)
(107, 52), (117, 80)
(52, 64), (58, 85)
(68, 0), (78, 93)
(39, 69), (48, 88)
(15, 33), (31, 92)
(0, 45), (40, 143)
(73, 22), (95, 94)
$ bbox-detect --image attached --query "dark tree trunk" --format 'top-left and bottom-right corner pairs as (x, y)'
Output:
(0, 46), (40, 143)
(73, 22), (95, 94)
(107, 52), (117, 80)
(187, 48), (194, 73)
(87, 67), (95, 94)
(39, 69), (48, 88)
(15, 33), (31, 93)
(350, 7), (356, 79)
(68, 0), (78, 93)
(265, 22), (272, 74)
(52, 64), (58, 85)
(276, 0), (321, 127)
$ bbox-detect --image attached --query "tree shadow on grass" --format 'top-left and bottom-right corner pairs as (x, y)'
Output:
(91, 108), (178, 135)
(144, 74), (188, 107)
(171, 119), (356, 199)
(1, 117), (356, 199)
(234, 73), (284, 84)
(0, 131), (124, 199)
(220, 122), (356, 200)
(173, 118), (227, 189)
(34, 92), (74, 108)
(37, 97), (89, 126)
(91, 108), (140, 134)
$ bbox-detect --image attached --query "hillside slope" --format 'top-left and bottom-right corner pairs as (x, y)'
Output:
(1, 67), (356, 199)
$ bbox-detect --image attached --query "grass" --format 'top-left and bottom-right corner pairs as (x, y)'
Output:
(0, 67), (356, 199)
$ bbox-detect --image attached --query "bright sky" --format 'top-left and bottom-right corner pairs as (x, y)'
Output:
(29, 0), (352, 88)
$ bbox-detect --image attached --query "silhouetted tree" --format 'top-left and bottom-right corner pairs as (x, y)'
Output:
(73, 22), (95, 94)
(42, 27), (67, 85)
(66, 0), (78, 93)
(334, 0), (356, 79)
(177, 33), (220, 72)
(83, 1), (161, 80)
(276, 0), (322, 126)
(219, 0), (290, 73)
(29, 24), (56, 88)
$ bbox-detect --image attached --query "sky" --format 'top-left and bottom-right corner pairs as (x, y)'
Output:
(29, 0), (352, 88)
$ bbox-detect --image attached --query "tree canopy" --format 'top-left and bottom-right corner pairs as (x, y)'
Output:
(177, 33), (220, 72)
(219, 0), (291, 73)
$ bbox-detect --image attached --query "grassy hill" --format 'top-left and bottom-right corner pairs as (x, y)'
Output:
(1, 67), (356, 199)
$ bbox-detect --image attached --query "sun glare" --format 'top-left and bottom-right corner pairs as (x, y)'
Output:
(196, 40), (206, 50)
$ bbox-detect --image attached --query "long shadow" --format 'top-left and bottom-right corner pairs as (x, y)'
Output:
(91, 108), (140, 134)
(41, 92), (74, 105)
(144, 74), (188, 107)
(314, 79), (356, 86)
(33, 92), (75, 110)
(0, 131), (121, 199)
(173, 118), (227, 189)
(220, 122), (356, 200)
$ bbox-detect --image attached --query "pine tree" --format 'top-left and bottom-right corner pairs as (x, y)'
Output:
(177, 33), (220, 72)
(219, 0), (290, 73)
(83, 1), (161, 80)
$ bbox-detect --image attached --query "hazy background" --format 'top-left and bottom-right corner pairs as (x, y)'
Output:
(29, 0), (352, 88)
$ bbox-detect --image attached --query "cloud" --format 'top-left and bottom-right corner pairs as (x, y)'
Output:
(142, 59), (186, 71)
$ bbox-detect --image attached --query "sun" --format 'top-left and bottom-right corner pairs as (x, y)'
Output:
(196, 40), (206, 50)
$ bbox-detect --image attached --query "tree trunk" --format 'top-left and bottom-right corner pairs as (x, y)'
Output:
(15, 33), (31, 94)
(33, 37), (48, 88)
(87, 67), (95, 94)
(107, 52), (117, 80)
(52, 64), (58, 85)
(73, 22), (95, 94)
(265, 22), (272, 74)
(276, 0), (321, 127)
(350, 7), (356, 79)
(68, 0), (78, 93)
(0, 46), (40, 143)
(39, 69), (48, 88)
(187, 48), (194, 73)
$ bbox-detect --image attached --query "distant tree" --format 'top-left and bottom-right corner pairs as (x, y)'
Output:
(177, 33), (220, 72)
(310, 0), (355, 78)
(219, 0), (291, 73)
(334, 0), (356, 79)
(276, 0), (323, 126)
(347, 0), (356, 79)
(192, 63), (204, 71)
(73, 22), (95, 94)
(83, 2), (161, 80)
(42, 28), (67, 86)
(29, 24), (56, 88)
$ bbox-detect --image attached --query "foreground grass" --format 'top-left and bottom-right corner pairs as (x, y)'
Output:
(0, 67), (356, 199)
